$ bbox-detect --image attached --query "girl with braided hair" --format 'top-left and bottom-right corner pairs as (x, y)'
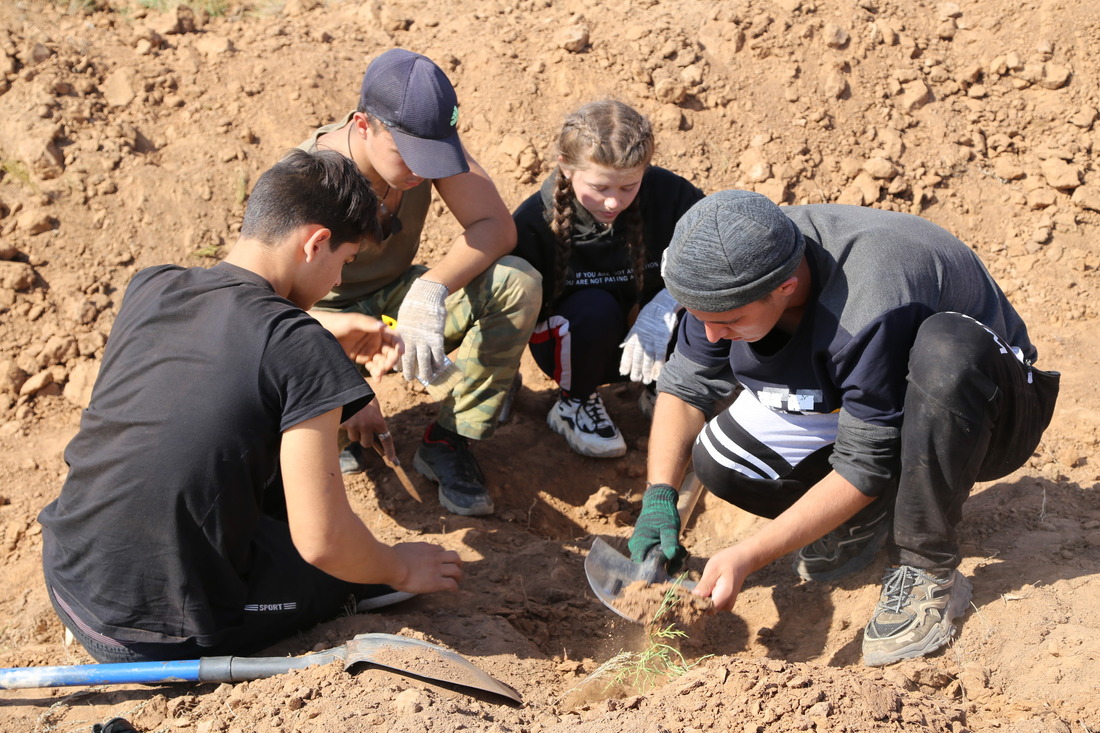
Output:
(513, 100), (704, 458)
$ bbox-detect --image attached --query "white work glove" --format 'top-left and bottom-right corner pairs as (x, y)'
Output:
(396, 278), (449, 384)
(619, 289), (680, 384)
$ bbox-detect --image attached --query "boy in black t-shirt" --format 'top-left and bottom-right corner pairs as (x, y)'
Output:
(39, 150), (463, 663)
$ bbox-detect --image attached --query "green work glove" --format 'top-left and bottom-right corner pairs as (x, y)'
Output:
(628, 483), (686, 574)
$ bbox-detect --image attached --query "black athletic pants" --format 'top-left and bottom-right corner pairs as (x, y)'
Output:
(692, 312), (1059, 570)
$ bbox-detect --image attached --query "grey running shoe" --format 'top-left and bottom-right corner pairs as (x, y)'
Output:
(862, 566), (973, 667)
(413, 428), (494, 516)
(339, 442), (368, 475)
(547, 392), (627, 458)
(792, 511), (889, 581)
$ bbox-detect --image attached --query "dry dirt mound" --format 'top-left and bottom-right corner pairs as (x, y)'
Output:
(1, 0), (1099, 731)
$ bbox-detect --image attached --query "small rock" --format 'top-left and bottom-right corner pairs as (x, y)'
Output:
(875, 20), (899, 45)
(654, 78), (687, 104)
(745, 162), (772, 183)
(195, 34), (235, 57)
(17, 210), (54, 235)
(1071, 184), (1100, 212)
(103, 67), (137, 107)
(394, 688), (425, 714)
(1026, 188), (1057, 209)
(1038, 63), (1071, 89)
(992, 157), (1025, 180)
(680, 63), (704, 86)
(824, 72), (849, 99)
(755, 178), (788, 204)
(1040, 158), (1081, 190)
(558, 25), (589, 53)
(147, 10), (181, 36)
(939, 2), (962, 18)
(1056, 446), (1082, 467)
(1068, 106), (1097, 129)
(838, 172), (881, 206)
(23, 42), (52, 65)
(195, 718), (227, 733)
(18, 369), (53, 397)
(0, 361), (28, 395)
(898, 80), (931, 112)
(0, 261), (35, 290)
(863, 157), (897, 179)
(584, 485), (619, 516)
(35, 335), (78, 368)
(822, 23), (849, 48)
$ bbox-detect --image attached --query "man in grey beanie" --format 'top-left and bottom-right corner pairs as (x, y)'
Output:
(627, 190), (1059, 666)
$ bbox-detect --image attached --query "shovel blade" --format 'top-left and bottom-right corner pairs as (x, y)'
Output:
(585, 538), (670, 623)
(346, 633), (521, 704)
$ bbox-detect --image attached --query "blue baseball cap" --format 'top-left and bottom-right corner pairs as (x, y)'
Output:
(358, 49), (470, 180)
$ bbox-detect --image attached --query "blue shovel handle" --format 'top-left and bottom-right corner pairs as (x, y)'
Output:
(0, 649), (344, 689)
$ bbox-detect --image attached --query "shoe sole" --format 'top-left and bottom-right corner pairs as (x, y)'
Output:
(356, 590), (417, 612)
(546, 408), (627, 459)
(862, 571), (974, 666)
(792, 523), (889, 582)
(412, 451), (495, 516)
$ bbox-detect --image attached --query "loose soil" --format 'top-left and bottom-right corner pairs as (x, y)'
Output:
(2, 0), (1100, 731)
(612, 580), (714, 631)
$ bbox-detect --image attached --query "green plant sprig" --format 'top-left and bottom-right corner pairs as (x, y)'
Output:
(598, 578), (712, 694)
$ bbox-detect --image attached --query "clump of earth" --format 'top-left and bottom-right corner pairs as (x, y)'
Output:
(612, 580), (715, 631)
(2, 0), (1099, 731)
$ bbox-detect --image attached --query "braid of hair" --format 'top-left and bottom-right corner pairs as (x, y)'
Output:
(548, 167), (577, 303)
(618, 197), (647, 300)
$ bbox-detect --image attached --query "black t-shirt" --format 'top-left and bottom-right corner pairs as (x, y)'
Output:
(39, 263), (373, 645)
(513, 166), (704, 321)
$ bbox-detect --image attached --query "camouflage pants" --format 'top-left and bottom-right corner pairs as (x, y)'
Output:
(326, 255), (541, 441)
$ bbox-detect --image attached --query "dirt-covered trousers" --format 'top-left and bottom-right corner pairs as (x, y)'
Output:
(321, 255), (541, 441)
(691, 311), (1060, 570)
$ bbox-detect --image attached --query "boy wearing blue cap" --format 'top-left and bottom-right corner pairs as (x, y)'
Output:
(303, 49), (541, 518)
(628, 191), (1059, 666)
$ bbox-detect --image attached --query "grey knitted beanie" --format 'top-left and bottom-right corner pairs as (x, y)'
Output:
(662, 190), (805, 312)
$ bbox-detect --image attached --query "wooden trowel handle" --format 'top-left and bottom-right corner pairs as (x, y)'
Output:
(676, 470), (706, 529)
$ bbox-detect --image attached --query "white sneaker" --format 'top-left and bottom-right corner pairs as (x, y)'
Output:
(547, 392), (627, 458)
